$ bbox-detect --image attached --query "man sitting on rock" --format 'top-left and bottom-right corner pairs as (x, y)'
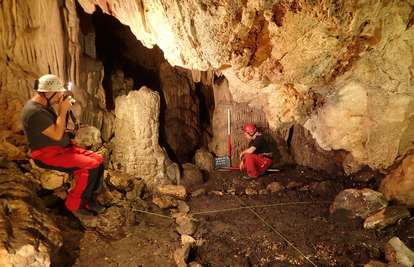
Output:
(239, 124), (273, 180)
(21, 74), (105, 218)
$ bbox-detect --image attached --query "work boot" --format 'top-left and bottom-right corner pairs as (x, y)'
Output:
(243, 175), (256, 180)
(72, 208), (94, 219)
(86, 200), (106, 214)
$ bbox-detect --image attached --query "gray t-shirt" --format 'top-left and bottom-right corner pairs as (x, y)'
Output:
(21, 100), (71, 150)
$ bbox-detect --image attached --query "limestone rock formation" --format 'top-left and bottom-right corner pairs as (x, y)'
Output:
(379, 153), (414, 208)
(0, 163), (62, 267)
(194, 148), (215, 172)
(330, 188), (388, 219)
(384, 237), (414, 267)
(0, 0), (414, 181)
(29, 159), (71, 190)
(179, 163), (204, 188)
(72, 125), (103, 151)
(114, 87), (177, 189)
(159, 62), (202, 164)
(76, 0), (414, 171)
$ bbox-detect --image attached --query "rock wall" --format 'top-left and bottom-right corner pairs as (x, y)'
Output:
(1, 0), (414, 175)
(0, 163), (62, 267)
(0, 0), (68, 133)
(0, 0), (114, 141)
(159, 62), (201, 164)
(209, 73), (294, 167)
(76, 0), (414, 171)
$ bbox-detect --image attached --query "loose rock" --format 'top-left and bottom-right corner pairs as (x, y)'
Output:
(364, 205), (411, 230)
(156, 184), (188, 200)
(330, 188), (388, 219)
(153, 196), (179, 209)
(384, 237), (414, 267)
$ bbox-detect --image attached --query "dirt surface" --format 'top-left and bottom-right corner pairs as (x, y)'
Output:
(49, 165), (409, 267)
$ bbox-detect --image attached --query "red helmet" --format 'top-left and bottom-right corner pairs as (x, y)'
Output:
(243, 124), (256, 135)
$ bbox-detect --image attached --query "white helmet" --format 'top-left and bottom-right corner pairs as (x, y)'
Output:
(36, 74), (66, 92)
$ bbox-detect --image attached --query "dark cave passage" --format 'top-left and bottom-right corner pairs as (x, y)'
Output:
(91, 6), (164, 110)
(76, 4), (215, 164)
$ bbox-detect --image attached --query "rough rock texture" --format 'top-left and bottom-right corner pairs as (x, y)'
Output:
(107, 169), (132, 191)
(0, 163), (62, 267)
(384, 237), (414, 267)
(363, 205), (411, 230)
(179, 163), (204, 188)
(76, 0), (414, 171)
(330, 188), (389, 219)
(72, 125), (103, 151)
(379, 153), (414, 208)
(114, 87), (177, 189)
(0, 0), (414, 184)
(29, 159), (71, 190)
(155, 185), (188, 200)
(0, 140), (26, 161)
(290, 124), (345, 172)
(194, 148), (215, 172)
(159, 62), (202, 164)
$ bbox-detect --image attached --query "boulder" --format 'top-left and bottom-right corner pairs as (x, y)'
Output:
(379, 154), (414, 208)
(364, 205), (411, 230)
(179, 163), (204, 188)
(0, 140), (26, 161)
(267, 182), (285, 193)
(29, 159), (71, 191)
(176, 215), (197, 236)
(384, 237), (414, 267)
(152, 196), (179, 209)
(174, 243), (192, 266)
(72, 125), (103, 151)
(194, 148), (215, 172)
(107, 169), (132, 191)
(156, 185), (188, 200)
(330, 188), (388, 219)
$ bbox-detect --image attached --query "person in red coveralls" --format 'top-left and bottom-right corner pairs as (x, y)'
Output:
(239, 124), (273, 180)
(21, 74), (105, 218)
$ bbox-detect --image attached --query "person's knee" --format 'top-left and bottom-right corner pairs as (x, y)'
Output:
(245, 154), (254, 160)
(84, 158), (103, 170)
(92, 160), (103, 169)
(95, 153), (104, 165)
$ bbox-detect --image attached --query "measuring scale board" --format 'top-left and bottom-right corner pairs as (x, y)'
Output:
(214, 156), (231, 169)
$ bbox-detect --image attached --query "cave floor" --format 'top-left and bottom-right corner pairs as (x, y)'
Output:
(50, 165), (399, 267)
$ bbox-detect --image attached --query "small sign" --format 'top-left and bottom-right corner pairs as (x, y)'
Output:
(214, 156), (231, 169)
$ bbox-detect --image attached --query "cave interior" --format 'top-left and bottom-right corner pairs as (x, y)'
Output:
(81, 4), (216, 164)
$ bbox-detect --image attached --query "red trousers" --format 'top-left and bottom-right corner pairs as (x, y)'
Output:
(244, 153), (273, 178)
(31, 145), (104, 211)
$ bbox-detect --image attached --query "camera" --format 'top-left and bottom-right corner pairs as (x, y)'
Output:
(63, 82), (76, 104)
(63, 94), (76, 105)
